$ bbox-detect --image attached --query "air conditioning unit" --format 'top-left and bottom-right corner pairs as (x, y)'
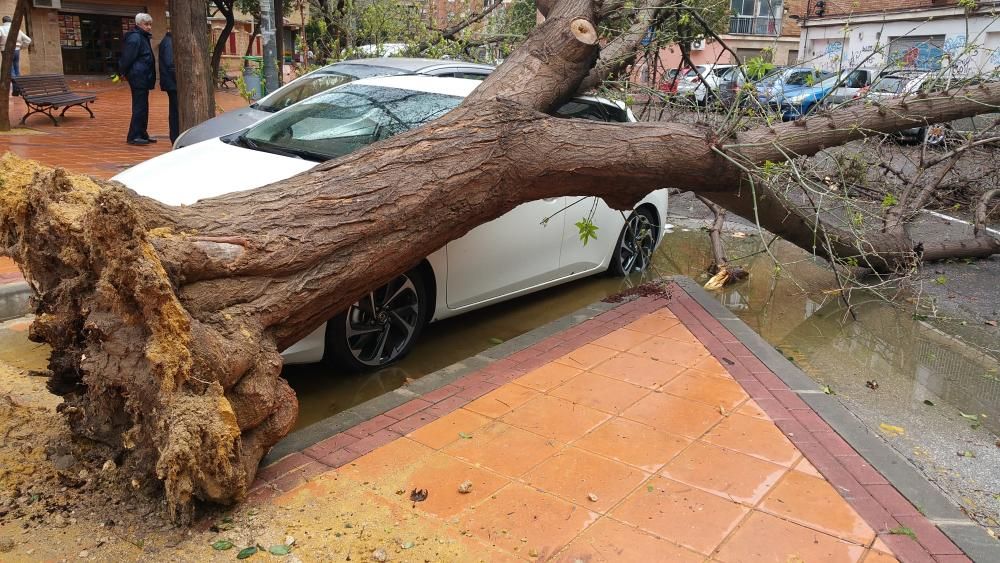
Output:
(32, 0), (62, 8)
(691, 38), (706, 51)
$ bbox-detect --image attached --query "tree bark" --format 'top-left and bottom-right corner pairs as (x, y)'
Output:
(211, 0), (236, 88)
(172, 0), (216, 130)
(2, 0), (999, 522)
(0, 0), (28, 132)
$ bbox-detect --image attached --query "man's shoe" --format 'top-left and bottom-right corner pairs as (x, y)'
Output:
(144, 137), (158, 143)
(127, 138), (151, 146)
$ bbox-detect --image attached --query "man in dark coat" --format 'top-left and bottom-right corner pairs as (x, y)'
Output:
(158, 31), (178, 144)
(119, 13), (156, 145)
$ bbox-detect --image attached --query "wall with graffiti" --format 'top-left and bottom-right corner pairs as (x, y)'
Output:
(801, 15), (1000, 76)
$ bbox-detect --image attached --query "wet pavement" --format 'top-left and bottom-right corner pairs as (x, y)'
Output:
(1, 77), (247, 179)
(245, 285), (975, 562)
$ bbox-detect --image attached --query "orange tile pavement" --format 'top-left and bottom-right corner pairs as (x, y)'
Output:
(256, 302), (907, 562)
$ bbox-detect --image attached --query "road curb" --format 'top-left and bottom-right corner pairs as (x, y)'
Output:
(0, 282), (31, 322)
(673, 276), (998, 563)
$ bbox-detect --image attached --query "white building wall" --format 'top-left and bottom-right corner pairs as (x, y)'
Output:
(800, 14), (1000, 75)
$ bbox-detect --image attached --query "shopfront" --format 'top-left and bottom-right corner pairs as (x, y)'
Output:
(56, 2), (147, 75)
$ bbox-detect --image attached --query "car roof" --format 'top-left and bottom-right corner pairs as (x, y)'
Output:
(346, 75), (628, 110)
(318, 57), (494, 74)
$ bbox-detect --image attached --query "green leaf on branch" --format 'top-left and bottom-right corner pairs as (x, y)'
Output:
(575, 218), (599, 246)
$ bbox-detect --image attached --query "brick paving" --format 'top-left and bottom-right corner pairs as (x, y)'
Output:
(248, 283), (972, 562)
(1, 77), (247, 179)
(0, 78), (248, 288)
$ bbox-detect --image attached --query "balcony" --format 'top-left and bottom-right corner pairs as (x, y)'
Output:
(728, 15), (782, 36)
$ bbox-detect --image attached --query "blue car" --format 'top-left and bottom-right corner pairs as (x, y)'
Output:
(755, 68), (835, 113)
(770, 73), (841, 120)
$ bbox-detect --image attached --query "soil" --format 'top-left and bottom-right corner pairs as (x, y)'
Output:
(0, 339), (494, 560)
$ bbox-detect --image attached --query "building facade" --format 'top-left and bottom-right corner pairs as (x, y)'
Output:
(638, 0), (806, 86)
(797, 0), (1000, 74)
(1, 0), (168, 75)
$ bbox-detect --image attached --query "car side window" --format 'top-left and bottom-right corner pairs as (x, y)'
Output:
(554, 100), (629, 123)
(845, 70), (868, 89)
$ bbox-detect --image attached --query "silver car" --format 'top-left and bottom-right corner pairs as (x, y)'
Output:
(174, 58), (494, 149)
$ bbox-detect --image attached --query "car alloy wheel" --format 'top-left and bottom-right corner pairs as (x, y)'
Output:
(924, 125), (946, 146)
(612, 209), (656, 276)
(327, 270), (427, 370)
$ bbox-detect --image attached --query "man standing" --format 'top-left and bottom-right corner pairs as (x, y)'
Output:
(0, 14), (32, 92)
(119, 13), (156, 146)
(158, 30), (178, 144)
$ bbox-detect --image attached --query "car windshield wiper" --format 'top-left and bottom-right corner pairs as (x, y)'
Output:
(236, 133), (329, 162)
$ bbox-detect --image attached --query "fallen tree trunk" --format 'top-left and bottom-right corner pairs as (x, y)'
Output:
(2, 0), (999, 521)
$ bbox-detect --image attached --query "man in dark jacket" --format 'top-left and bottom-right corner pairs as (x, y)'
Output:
(119, 13), (156, 145)
(158, 31), (178, 144)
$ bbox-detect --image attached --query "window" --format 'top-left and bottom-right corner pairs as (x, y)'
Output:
(729, 0), (783, 35)
(553, 100), (629, 123)
(243, 84), (463, 161)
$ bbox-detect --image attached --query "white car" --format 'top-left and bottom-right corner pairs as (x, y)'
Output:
(114, 76), (669, 370)
(675, 64), (735, 103)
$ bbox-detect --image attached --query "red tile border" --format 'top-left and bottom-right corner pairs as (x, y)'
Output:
(666, 288), (969, 562)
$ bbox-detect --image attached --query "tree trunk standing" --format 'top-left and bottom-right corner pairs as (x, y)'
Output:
(2, 0), (1000, 522)
(259, 0), (280, 95)
(211, 0), (236, 88)
(0, 0), (28, 132)
(171, 0), (215, 131)
(275, 0), (285, 85)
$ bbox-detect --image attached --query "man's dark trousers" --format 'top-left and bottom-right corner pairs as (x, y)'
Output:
(127, 87), (150, 142)
(166, 90), (179, 144)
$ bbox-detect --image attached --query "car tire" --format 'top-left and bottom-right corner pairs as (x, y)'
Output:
(609, 208), (657, 276)
(325, 268), (429, 371)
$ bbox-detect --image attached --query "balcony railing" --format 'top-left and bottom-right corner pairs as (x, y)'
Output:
(728, 15), (782, 36)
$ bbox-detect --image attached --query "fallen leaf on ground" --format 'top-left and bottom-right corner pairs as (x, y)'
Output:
(923, 400), (935, 406)
(957, 450), (976, 458)
(211, 540), (234, 551)
(268, 544), (292, 556)
(236, 546), (258, 559)
(410, 488), (428, 502)
(879, 423), (905, 436)
(986, 320), (997, 327)
(866, 380), (879, 390)
(458, 432), (473, 439)
(822, 384), (834, 395)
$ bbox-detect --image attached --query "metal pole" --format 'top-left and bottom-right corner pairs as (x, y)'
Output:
(260, 0), (280, 95)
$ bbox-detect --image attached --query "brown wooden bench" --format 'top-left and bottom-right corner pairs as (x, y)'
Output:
(10, 74), (97, 126)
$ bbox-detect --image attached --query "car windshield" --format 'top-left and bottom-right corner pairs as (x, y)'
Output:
(871, 76), (907, 94)
(242, 84), (462, 161)
(786, 70), (832, 86)
(757, 69), (786, 87)
(255, 64), (411, 112)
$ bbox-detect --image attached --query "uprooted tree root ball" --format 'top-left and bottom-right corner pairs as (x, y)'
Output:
(0, 154), (296, 522)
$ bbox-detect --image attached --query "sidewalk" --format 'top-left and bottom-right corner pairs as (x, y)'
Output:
(242, 280), (984, 562)
(1, 78), (247, 179)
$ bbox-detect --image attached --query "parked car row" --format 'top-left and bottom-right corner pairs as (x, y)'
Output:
(660, 62), (997, 143)
(118, 64), (671, 371)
